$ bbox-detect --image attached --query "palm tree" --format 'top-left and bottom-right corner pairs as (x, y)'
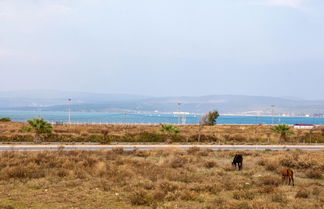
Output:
(160, 124), (180, 143)
(160, 124), (180, 134)
(28, 118), (53, 143)
(272, 124), (294, 143)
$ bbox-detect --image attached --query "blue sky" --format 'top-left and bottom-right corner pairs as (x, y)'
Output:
(0, 0), (324, 99)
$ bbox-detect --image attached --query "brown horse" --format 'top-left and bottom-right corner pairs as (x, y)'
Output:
(282, 168), (294, 186)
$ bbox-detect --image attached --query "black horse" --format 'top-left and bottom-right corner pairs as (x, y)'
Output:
(232, 154), (243, 170)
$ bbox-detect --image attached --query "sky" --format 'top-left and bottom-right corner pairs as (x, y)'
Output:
(0, 0), (324, 100)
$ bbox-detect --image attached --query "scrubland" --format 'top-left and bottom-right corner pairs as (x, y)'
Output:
(0, 149), (323, 209)
(0, 122), (324, 144)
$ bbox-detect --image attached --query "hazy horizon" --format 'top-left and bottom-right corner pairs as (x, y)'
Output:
(1, 0), (324, 100)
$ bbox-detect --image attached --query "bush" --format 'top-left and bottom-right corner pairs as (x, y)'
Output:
(265, 160), (279, 172)
(312, 186), (321, 196)
(21, 126), (32, 132)
(272, 192), (287, 203)
(158, 180), (179, 193)
(187, 147), (201, 155)
(112, 147), (124, 154)
(129, 190), (151, 206)
(169, 157), (187, 168)
(259, 176), (281, 186)
(0, 205), (15, 209)
(160, 124), (180, 134)
(295, 188), (310, 198)
(305, 170), (322, 179)
(233, 190), (255, 200)
(258, 185), (274, 194)
(0, 117), (11, 122)
(179, 189), (198, 201)
(135, 132), (165, 142)
(204, 160), (217, 169)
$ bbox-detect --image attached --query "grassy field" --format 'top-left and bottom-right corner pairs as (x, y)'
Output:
(0, 149), (323, 209)
(0, 122), (324, 144)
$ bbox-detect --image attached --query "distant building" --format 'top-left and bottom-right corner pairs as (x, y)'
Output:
(293, 124), (315, 129)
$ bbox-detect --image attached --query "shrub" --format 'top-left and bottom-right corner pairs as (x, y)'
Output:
(169, 157), (187, 168)
(234, 202), (253, 209)
(179, 189), (198, 201)
(204, 160), (217, 169)
(187, 147), (201, 155)
(158, 181), (179, 193)
(21, 126), (32, 132)
(259, 176), (281, 186)
(0, 117), (11, 122)
(0, 205), (15, 209)
(129, 189), (151, 206)
(112, 147), (124, 155)
(295, 188), (310, 198)
(305, 169), (322, 179)
(152, 190), (166, 201)
(233, 190), (255, 200)
(160, 124), (180, 134)
(272, 192), (287, 203)
(265, 160), (279, 172)
(258, 185), (274, 193)
(312, 186), (321, 196)
(136, 132), (165, 142)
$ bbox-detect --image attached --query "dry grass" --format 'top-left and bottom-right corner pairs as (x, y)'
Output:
(1, 122), (324, 144)
(0, 149), (322, 209)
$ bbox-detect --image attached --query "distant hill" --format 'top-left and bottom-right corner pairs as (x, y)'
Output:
(1, 90), (324, 115)
(0, 90), (150, 108)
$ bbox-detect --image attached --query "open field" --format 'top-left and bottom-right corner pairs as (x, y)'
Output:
(0, 122), (324, 144)
(0, 149), (323, 209)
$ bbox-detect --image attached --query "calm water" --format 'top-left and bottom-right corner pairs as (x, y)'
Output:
(0, 111), (323, 125)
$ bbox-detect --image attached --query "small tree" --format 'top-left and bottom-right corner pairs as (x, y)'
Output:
(272, 124), (294, 143)
(197, 110), (220, 142)
(27, 118), (53, 143)
(200, 110), (220, 126)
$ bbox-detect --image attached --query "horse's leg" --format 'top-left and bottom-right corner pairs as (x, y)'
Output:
(291, 175), (294, 186)
(288, 176), (291, 185)
(282, 175), (286, 185)
(282, 175), (285, 184)
(283, 176), (288, 185)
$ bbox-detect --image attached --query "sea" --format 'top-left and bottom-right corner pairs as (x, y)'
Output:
(0, 110), (323, 125)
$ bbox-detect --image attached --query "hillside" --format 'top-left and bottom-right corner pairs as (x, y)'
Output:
(1, 91), (324, 115)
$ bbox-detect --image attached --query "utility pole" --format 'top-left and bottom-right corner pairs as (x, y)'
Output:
(271, 105), (275, 125)
(177, 102), (181, 124)
(68, 98), (71, 124)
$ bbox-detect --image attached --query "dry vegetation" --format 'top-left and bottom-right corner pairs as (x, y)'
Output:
(0, 149), (323, 209)
(0, 122), (324, 144)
